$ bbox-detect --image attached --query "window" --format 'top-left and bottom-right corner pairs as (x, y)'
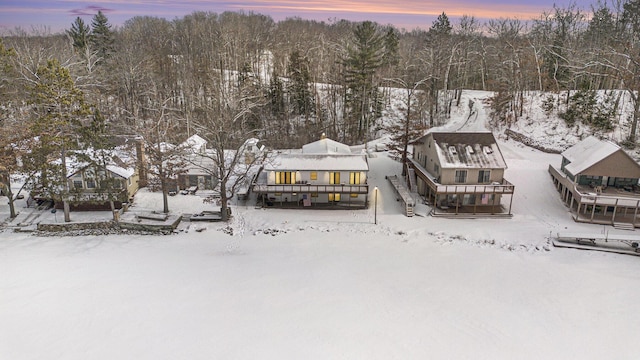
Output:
(330, 172), (340, 184)
(85, 179), (96, 189)
(73, 180), (83, 189)
(478, 170), (491, 183)
(454, 170), (467, 183)
(310, 172), (317, 181)
(350, 172), (361, 185)
(434, 164), (440, 175)
(351, 193), (359, 198)
(275, 171), (295, 184)
(329, 193), (341, 202)
(311, 193), (318, 198)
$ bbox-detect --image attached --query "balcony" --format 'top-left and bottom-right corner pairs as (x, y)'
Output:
(252, 182), (369, 194)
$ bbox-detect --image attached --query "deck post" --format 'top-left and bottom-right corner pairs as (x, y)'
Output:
(508, 192), (514, 215)
(634, 200), (639, 228)
(611, 198), (619, 225)
(590, 198), (597, 222)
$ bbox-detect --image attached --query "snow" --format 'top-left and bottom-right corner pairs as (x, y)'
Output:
(266, 154), (369, 171)
(2, 90), (640, 359)
(562, 136), (619, 175)
(302, 137), (352, 155)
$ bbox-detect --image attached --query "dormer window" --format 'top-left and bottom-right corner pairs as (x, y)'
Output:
(466, 145), (475, 154)
(449, 146), (457, 155)
(483, 146), (493, 154)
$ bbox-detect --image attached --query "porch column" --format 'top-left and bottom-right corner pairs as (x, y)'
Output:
(633, 200), (639, 228)
(611, 198), (619, 224)
(590, 198), (597, 222)
(508, 193), (514, 216)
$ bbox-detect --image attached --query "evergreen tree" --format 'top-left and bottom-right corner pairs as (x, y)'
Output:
(287, 50), (314, 117)
(25, 59), (92, 222)
(0, 39), (21, 219)
(90, 11), (114, 60)
(67, 17), (91, 53)
(343, 21), (385, 143)
(430, 12), (452, 36)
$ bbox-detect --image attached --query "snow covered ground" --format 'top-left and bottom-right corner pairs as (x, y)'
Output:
(2, 91), (640, 359)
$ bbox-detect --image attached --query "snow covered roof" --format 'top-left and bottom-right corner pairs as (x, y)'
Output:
(429, 131), (507, 169)
(64, 148), (137, 180)
(106, 164), (135, 179)
(302, 138), (352, 155)
(181, 134), (208, 153)
(562, 136), (620, 175)
(265, 154), (369, 171)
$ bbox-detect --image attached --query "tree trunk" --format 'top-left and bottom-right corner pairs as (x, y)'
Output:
(61, 148), (71, 222)
(5, 186), (16, 219)
(220, 180), (229, 222)
(628, 90), (640, 143)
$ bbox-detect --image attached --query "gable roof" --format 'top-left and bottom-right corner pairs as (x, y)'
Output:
(562, 136), (620, 175)
(181, 134), (208, 153)
(428, 131), (507, 169)
(302, 138), (352, 155)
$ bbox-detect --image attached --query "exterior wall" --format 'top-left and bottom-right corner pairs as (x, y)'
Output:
(440, 168), (505, 185)
(265, 169), (368, 204)
(581, 151), (640, 178)
(126, 172), (140, 198)
(178, 174), (216, 190)
(413, 137), (441, 178)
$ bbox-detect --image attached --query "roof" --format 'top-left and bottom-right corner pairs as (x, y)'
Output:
(562, 136), (620, 175)
(265, 154), (369, 171)
(181, 134), (208, 153)
(302, 138), (352, 155)
(428, 131), (507, 169)
(65, 148), (137, 179)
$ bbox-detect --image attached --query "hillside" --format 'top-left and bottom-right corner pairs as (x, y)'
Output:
(382, 89), (639, 156)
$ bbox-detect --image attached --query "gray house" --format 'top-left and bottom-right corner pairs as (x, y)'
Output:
(409, 131), (515, 216)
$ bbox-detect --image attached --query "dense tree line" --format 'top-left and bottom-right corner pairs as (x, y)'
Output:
(1, 1), (640, 216)
(3, 3), (640, 144)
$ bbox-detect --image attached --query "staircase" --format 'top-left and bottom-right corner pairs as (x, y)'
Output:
(406, 167), (417, 192)
(614, 222), (636, 231)
(387, 175), (415, 217)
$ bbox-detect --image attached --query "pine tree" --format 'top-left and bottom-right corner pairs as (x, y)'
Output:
(90, 11), (114, 61)
(26, 59), (92, 222)
(287, 50), (314, 117)
(343, 21), (385, 143)
(67, 17), (91, 53)
(0, 39), (21, 219)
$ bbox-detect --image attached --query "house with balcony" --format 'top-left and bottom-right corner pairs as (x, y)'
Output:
(409, 131), (515, 217)
(548, 136), (640, 227)
(253, 135), (369, 208)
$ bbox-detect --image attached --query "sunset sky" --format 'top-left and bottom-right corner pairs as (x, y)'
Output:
(1, 0), (580, 33)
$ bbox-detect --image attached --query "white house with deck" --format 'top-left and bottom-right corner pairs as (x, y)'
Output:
(253, 135), (369, 208)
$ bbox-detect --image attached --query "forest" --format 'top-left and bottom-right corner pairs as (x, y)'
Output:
(0, 0), (639, 218)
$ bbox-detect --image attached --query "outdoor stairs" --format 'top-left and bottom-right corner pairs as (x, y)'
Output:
(387, 175), (415, 217)
(406, 167), (417, 192)
(614, 222), (636, 231)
